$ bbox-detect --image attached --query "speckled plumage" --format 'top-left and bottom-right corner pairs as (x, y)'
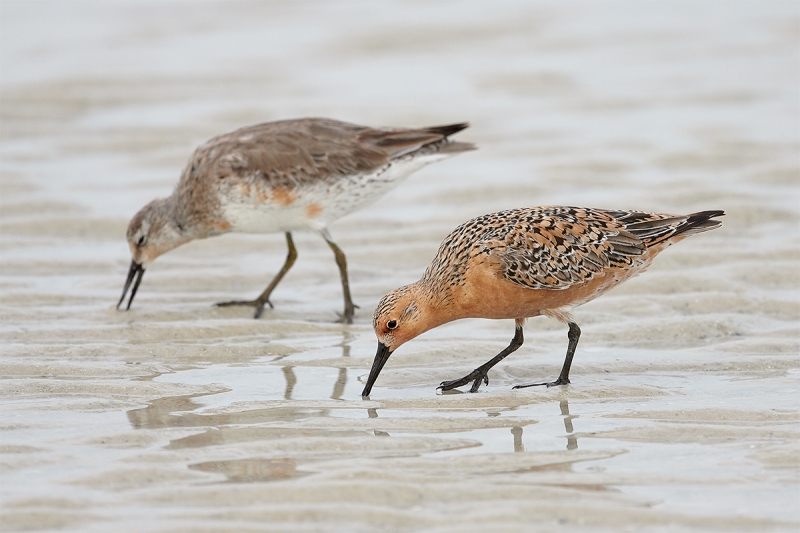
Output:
(363, 206), (724, 396)
(421, 206), (720, 293)
(117, 118), (474, 322)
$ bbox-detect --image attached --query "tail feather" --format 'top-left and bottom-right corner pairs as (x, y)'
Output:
(423, 122), (470, 138)
(367, 122), (474, 159)
(420, 123), (476, 154)
(674, 210), (725, 237)
(624, 210), (724, 247)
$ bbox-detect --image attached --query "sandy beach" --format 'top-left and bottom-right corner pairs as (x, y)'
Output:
(1, 1), (798, 531)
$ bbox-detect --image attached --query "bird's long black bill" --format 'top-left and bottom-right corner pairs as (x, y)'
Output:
(117, 260), (145, 310)
(361, 342), (393, 397)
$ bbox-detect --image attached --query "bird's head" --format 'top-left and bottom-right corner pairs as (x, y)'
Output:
(125, 198), (187, 266)
(362, 285), (434, 397)
(117, 198), (188, 310)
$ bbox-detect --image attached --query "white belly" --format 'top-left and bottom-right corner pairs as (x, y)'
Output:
(220, 153), (450, 234)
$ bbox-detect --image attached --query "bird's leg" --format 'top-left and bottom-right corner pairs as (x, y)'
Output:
(321, 229), (358, 324)
(513, 322), (580, 389)
(439, 325), (524, 393)
(215, 232), (297, 319)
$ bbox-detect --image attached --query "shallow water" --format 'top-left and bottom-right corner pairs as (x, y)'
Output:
(1, 1), (799, 532)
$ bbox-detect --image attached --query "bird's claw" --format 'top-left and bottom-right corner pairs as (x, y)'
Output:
(214, 298), (273, 319)
(334, 311), (354, 324)
(335, 303), (357, 324)
(439, 370), (489, 393)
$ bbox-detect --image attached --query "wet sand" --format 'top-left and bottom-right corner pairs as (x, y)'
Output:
(1, 1), (799, 531)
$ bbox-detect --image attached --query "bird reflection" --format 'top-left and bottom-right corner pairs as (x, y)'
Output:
(275, 331), (354, 401)
(508, 401), (579, 452)
(340, 334), (352, 359)
(332, 330), (353, 399)
(331, 367), (347, 400)
(561, 400), (578, 450)
(511, 426), (524, 452)
(282, 365), (296, 400)
(366, 407), (388, 436)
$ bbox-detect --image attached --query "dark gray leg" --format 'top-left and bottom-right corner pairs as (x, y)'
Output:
(215, 232), (298, 319)
(321, 230), (357, 324)
(439, 325), (524, 393)
(513, 322), (580, 389)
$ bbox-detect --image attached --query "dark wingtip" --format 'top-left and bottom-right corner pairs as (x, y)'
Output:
(424, 122), (469, 138)
(688, 210), (725, 221)
(674, 210), (725, 237)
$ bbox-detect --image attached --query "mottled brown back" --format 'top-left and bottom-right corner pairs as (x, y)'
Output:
(423, 207), (724, 291)
(182, 118), (473, 191)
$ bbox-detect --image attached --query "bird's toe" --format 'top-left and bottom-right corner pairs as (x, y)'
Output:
(513, 377), (570, 389)
(335, 311), (355, 324)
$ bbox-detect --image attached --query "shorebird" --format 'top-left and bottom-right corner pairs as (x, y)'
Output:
(362, 206), (724, 396)
(117, 118), (474, 322)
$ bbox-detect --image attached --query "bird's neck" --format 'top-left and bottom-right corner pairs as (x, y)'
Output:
(155, 195), (185, 235)
(412, 279), (467, 330)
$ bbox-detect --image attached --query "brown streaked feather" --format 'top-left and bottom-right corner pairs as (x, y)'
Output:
(422, 207), (725, 294)
(182, 118), (475, 192)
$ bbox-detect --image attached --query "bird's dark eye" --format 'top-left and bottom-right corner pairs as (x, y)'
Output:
(387, 320), (397, 330)
(137, 235), (146, 246)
